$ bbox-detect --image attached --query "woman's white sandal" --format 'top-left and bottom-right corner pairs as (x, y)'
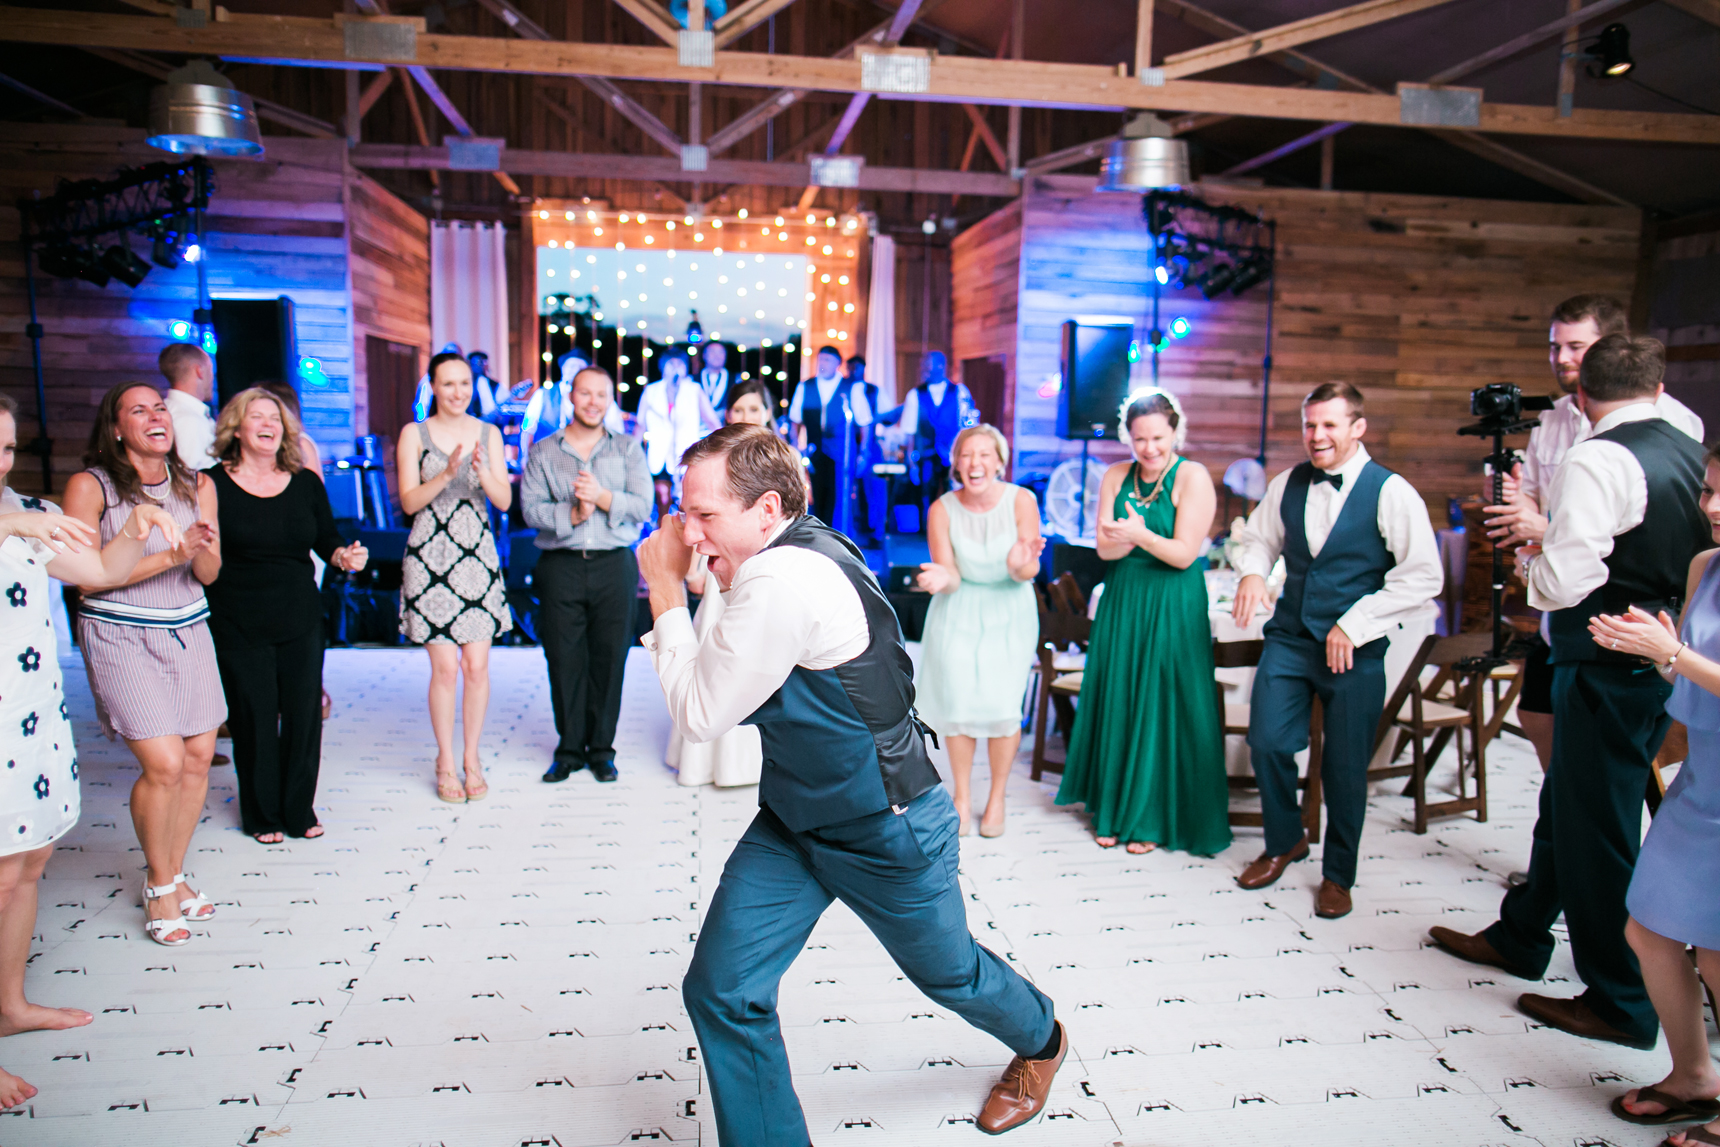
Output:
(173, 873), (215, 920)
(141, 880), (192, 946)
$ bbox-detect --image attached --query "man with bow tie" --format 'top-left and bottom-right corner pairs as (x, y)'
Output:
(1228, 382), (1443, 919)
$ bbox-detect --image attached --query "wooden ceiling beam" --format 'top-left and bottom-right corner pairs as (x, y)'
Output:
(81, 44), (340, 139)
(713, 0), (801, 49)
(535, 87), (691, 208)
(1424, 0), (1638, 85)
(357, 67), (394, 117)
(12, 10), (1717, 144)
(1160, 0), (1462, 80)
(351, 142), (1021, 196)
(610, 0), (682, 46)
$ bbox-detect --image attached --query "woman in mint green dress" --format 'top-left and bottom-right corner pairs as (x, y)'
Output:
(1056, 390), (1231, 856)
(915, 425), (1045, 838)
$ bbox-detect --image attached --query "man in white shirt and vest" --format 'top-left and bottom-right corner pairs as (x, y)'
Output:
(696, 341), (732, 413)
(1230, 382), (1444, 919)
(1483, 295), (1703, 775)
(637, 424), (1066, 1144)
(1430, 336), (1709, 1050)
(158, 343), (218, 471)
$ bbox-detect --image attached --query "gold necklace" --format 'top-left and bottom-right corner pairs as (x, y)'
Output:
(1130, 457), (1175, 506)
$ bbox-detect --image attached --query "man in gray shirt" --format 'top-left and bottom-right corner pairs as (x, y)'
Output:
(521, 366), (653, 783)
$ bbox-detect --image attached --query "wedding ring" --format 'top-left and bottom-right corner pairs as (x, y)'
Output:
(49, 527), (61, 538)
(1613, 640), (1620, 648)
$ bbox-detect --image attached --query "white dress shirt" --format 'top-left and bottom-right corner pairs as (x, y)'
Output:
(1524, 402), (1682, 613)
(643, 518), (870, 744)
(789, 375), (873, 429)
(1520, 391), (1702, 508)
(1232, 444), (1444, 647)
(639, 377), (720, 475)
(698, 368), (731, 411)
(891, 381), (975, 450)
(163, 387), (217, 470)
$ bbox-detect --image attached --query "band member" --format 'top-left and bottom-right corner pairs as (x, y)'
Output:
(788, 346), (872, 529)
(697, 341), (733, 412)
(894, 351), (977, 520)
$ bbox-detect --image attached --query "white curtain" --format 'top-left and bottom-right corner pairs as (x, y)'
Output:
(864, 233), (897, 402)
(431, 220), (510, 387)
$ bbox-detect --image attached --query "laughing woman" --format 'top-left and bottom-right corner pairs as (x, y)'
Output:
(207, 388), (368, 845)
(63, 383), (224, 947)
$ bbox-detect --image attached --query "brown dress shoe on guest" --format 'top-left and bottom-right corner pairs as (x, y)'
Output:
(1235, 834), (1310, 890)
(1426, 926), (1536, 980)
(977, 1020), (1067, 1135)
(1315, 879), (1352, 919)
(1517, 992), (1657, 1051)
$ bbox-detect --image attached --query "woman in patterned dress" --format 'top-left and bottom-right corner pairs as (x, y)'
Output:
(64, 384), (225, 947)
(0, 394), (179, 1107)
(397, 351), (513, 803)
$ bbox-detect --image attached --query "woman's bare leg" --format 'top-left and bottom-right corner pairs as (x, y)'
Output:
(126, 735), (191, 936)
(460, 642), (492, 796)
(1618, 918), (1720, 1121)
(946, 735), (976, 835)
(171, 731), (214, 902)
(978, 731), (1019, 834)
(0, 846), (90, 1036)
(426, 644), (460, 773)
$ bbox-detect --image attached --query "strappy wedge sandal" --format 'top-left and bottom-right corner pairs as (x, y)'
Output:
(437, 768), (465, 804)
(173, 873), (215, 921)
(141, 879), (192, 947)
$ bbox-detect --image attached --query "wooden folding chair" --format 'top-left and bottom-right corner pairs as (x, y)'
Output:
(1373, 632), (1492, 833)
(1029, 574), (1091, 781)
(1214, 638), (1326, 844)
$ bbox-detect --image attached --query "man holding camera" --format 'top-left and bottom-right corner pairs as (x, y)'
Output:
(1482, 295), (1702, 773)
(1430, 334), (1708, 1050)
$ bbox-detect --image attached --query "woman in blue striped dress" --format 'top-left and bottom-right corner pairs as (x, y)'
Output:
(63, 383), (224, 947)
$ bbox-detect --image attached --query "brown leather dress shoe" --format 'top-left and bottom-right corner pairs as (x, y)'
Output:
(1426, 926), (1536, 979)
(1518, 993), (1657, 1050)
(1315, 879), (1352, 919)
(977, 1020), (1067, 1135)
(1235, 834), (1310, 890)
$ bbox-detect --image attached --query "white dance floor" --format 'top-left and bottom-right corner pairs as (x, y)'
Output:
(11, 645), (1704, 1145)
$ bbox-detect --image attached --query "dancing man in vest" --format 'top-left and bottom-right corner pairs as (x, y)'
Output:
(788, 344), (871, 531)
(637, 424), (1067, 1145)
(1230, 382), (1443, 919)
(1430, 336), (1708, 1050)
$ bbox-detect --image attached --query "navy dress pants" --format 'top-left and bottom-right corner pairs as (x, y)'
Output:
(683, 786), (1056, 1147)
(1483, 660), (1670, 1042)
(1246, 632), (1386, 889)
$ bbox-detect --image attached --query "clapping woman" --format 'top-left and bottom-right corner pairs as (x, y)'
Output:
(63, 383), (223, 947)
(398, 351), (513, 803)
(1591, 443), (1720, 1143)
(914, 425), (1044, 837)
(0, 394), (180, 1106)
(1055, 389), (1230, 857)
(207, 388), (368, 844)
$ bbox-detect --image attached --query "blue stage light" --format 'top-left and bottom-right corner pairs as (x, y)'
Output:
(168, 319), (194, 340)
(200, 330), (217, 354)
(298, 356), (330, 388)
(1169, 317), (1191, 338)
(1153, 265), (1169, 286)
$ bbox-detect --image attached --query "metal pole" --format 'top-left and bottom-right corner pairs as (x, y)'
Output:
(1257, 222), (1277, 465)
(22, 233), (51, 493)
(1150, 271), (1161, 387)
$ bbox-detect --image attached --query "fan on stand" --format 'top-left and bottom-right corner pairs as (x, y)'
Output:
(1045, 457), (1105, 545)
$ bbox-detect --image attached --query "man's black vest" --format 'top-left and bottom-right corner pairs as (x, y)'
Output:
(744, 515), (940, 831)
(1549, 417), (1709, 664)
(1265, 459), (1396, 659)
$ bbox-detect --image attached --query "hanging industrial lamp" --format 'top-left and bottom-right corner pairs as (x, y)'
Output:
(1097, 113), (1190, 192)
(147, 61), (264, 158)
(1588, 23), (1634, 77)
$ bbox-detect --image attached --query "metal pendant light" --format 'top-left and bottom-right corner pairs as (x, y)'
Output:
(1098, 113), (1189, 192)
(147, 61), (264, 158)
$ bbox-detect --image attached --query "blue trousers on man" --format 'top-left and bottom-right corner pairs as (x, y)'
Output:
(1246, 633), (1387, 889)
(684, 786), (1055, 1147)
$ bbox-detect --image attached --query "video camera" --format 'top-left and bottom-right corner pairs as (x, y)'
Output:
(1466, 382), (1555, 436)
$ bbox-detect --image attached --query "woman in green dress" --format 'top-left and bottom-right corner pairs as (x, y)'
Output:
(915, 424), (1045, 838)
(1056, 389), (1231, 856)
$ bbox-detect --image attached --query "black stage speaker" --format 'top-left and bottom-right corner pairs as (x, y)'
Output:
(212, 297), (297, 407)
(1057, 320), (1135, 441)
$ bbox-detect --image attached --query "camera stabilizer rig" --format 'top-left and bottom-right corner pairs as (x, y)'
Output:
(1458, 383), (1557, 671)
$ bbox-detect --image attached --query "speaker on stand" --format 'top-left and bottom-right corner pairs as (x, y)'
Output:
(211, 296), (297, 408)
(1053, 319), (1137, 545)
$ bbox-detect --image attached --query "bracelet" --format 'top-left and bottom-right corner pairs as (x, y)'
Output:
(1664, 642), (1688, 671)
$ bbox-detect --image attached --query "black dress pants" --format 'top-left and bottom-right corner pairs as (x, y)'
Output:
(1484, 659), (1671, 1041)
(536, 547), (637, 768)
(215, 628), (325, 837)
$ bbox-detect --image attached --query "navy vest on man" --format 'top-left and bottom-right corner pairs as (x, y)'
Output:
(913, 381), (965, 463)
(1265, 459), (1395, 659)
(744, 515), (941, 831)
(800, 377), (847, 455)
(1549, 417), (1708, 665)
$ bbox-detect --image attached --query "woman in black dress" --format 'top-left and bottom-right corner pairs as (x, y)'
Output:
(206, 388), (367, 844)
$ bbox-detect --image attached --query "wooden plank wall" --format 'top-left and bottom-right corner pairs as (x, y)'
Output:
(950, 196), (1022, 425)
(0, 125), (362, 491)
(958, 174), (1641, 513)
(1646, 212), (1720, 436)
(348, 173), (431, 439)
(892, 236), (952, 403)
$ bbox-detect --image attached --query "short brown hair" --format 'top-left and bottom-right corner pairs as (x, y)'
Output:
(1579, 334), (1664, 402)
(1551, 294), (1629, 339)
(158, 341), (209, 383)
(1302, 381), (1365, 420)
(680, 423), (808, 516)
